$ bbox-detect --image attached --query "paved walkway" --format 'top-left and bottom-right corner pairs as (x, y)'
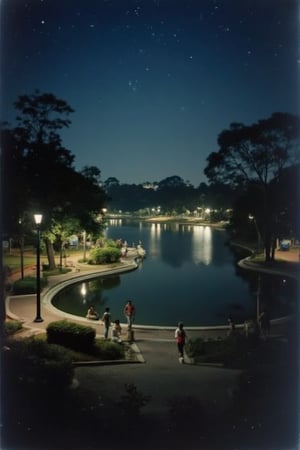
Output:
(6, 247), (299, 341)
(4, 248), (299, 447)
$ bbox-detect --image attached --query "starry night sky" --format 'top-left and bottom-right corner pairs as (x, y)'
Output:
(1, 0), (299, 186)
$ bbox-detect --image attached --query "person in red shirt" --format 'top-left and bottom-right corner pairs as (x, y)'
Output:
(124, 300), (135, 327)
(175, 322), (187, 364)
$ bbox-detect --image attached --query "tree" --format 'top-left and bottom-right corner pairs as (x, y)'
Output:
(158, 175), (186, 189)
(2, 92), (108, 269)
(204, 113), (300, 261)
(104, 177), (120, 190)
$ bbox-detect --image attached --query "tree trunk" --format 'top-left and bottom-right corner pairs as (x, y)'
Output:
(19, 237), (24, 279)
(270, 237), (276, 261)
(45, 238), (56, 270)
(264, 240), (271, 262)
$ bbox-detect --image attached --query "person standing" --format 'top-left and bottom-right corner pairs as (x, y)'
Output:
(124, 300), (135, 327)
(175, 322), (187, 364)
(101, 307), (112, 339)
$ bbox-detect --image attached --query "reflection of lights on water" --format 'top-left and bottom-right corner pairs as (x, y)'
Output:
(149, 223), (161, 257)
(192, 226), (212, 265)
(81, 283), (87, 303)
(106, 219), (123, 227)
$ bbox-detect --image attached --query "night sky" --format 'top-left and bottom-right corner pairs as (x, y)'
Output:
(1, 0), (299, 186)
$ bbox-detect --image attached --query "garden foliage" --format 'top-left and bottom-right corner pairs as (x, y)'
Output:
(47, 320), (96, 352)
(88, 246), (121, 264)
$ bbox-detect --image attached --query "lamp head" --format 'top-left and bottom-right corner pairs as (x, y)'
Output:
(34, 214), (43, 225)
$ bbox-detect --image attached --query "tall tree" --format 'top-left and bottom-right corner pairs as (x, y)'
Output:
(204, 112), (300, 260)
(2, 92), (108, 269)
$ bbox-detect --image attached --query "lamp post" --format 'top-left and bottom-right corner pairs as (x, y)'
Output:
(18, 218), (24, 280)
(256, 275), (261, 323)
(34, 214), (43, 322)
(83, 230), (87, 261)
(248, 214), (262, 252)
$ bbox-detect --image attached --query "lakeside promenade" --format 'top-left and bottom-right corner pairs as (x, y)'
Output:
(5, 247), (299, 341)
(3, 247), (299, 450)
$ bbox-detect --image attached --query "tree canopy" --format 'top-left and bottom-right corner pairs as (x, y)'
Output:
(1, 91), (108, 268)
(204, 112), (300, 260)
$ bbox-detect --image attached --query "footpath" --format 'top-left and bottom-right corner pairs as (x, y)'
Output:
(5, 247), (299, 341)
(3, 248), (299, 447)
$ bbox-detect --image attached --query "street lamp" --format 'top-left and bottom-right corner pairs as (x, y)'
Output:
(248, 214), (262, 252)
(256, 275), (261, 323)
(83, 230), (87, 261)
(34, 214), (43, 322)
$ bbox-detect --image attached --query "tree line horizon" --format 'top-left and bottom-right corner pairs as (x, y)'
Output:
(1, 91), (299, 269)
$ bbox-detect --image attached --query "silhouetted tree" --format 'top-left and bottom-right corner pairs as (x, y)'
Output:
(2, 91), (107, 269)
(205, 113), (300, 261)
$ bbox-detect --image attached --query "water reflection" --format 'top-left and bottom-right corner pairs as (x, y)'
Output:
(191, 226), (212, 265)
(52, 220), (298, 326)
(149, 223), (162, 259)
(80, 282), (87, 304)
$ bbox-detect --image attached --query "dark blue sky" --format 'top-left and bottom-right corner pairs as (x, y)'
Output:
(1, 0), (299, 186)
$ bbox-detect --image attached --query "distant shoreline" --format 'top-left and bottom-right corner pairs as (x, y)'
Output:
(107, 214), (228, 230)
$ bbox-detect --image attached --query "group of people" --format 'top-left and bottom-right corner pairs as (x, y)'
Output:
(86, 300), (271, 363)
(86, 300), (136, 342)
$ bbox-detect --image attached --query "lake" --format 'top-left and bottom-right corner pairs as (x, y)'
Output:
(52, 220), (297, 327)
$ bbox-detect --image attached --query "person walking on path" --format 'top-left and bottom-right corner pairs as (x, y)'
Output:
(101, 307), (112, 339)
(124, 300), (135, 327)
(175, 322), (187, 364)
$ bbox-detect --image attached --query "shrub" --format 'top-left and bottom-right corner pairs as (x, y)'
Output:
(88, 247), (121, 265)
(12, 276), (47, 294)
(93, 339), (124, 359)
(3, 320), (23, 336)
(2, 337), (74, 391)
(185, 336), (206, 357)
(105, 239), (118, 248)
(186, 334), (260, 367)
(43, 267), (71, 276)
(47, 320), (96, 352)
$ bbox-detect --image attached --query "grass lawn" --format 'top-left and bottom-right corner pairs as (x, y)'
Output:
(3, 248), (86, 272)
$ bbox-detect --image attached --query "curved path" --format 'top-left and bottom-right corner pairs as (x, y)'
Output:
(6, 248), (298, 340)
(5, 247), (299, 444)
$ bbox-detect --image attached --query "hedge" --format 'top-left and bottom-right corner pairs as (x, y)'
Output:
(47, 320), (96, 352)
(2, 337), (74, 390)
(12, 276), (48, 295)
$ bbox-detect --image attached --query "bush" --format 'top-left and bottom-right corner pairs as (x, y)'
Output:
(12, 276), (47, 294)
(186, 334), (260, 368)
(2, 337), (74, 391)
(47, 320), (96, 352)
(105, 239), (118, 248)
(93, 339), (124, 359)
(3, 320), (23, 336)
(88, 247), (121, 265)
(43, 267), (71, 276)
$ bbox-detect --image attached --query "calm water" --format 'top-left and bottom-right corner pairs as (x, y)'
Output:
(52, 220), (297, 326)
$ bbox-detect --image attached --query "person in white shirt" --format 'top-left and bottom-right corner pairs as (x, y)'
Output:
(112, 319), (122, 343)
(174, 322), (187, 363)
